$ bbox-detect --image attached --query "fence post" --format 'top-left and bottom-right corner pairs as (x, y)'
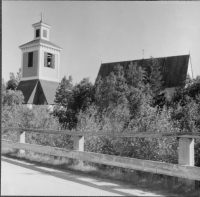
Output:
(16, 131), (25, 154)
(73, 135), (84, 165)
(73, 135), (84, 151)
(178, 137), (195, 187)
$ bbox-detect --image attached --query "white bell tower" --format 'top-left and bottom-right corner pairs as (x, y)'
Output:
(17, 15), (63, 105)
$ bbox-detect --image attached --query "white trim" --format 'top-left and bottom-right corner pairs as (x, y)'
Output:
(58, 53), (60, 81)
(39, 76), (59, 82)
(40, 43), (62, 51)
(32, 22), (51, 29)
(38, 48), (41, 76)
(20, 43), (62, 51)
(19, 44), (40, 51)
(21, 76), (39, 81)
(21, 76), (59, 82)
(21, 52), (23, 80)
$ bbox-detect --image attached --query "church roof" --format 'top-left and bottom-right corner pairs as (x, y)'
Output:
(97, 54), (189, 88)
(39, 79), (59, 104)
(19, 39), (62, 50)
(32, 21), (51, 27)
(17, 79), (59, 105)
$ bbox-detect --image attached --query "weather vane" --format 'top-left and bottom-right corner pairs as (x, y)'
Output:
(40, 13), (44, 22)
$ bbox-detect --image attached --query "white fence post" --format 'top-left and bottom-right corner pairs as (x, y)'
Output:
(73, 135), (84, 165)
(178, 137), (195, 187)
(16, 131), (25, 154)
(73, 135), (84, 151)
(178, 137), (194, 166)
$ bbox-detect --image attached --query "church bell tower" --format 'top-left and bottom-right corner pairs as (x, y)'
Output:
(17, 14), (62, 105)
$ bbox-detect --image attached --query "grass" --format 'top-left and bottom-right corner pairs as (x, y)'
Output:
(2, 147), (200, 196)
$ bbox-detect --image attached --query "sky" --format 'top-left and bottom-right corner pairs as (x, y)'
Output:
(2, 1), (200, 84)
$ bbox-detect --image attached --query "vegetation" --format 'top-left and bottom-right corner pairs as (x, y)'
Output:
(2, 61), (200, 193)
(6, 68), (21, 90)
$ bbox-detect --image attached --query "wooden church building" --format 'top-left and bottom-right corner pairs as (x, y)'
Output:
(97, 54), (189, 98)
(17, 17), (62, 105)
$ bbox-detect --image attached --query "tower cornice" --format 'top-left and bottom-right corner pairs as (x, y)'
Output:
(32, 21), (51, 29)
(19, 39), (62, 51)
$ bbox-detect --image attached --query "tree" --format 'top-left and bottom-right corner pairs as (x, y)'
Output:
(94, 64), (129, 115)
(169, 75), (200, 107)
(72, 77), (94, 113)
(186, 75), (200, 99)
(94, 63), (146, 129)
(2, 90), (24, 106)
(169, 75), (200, 133)
(2, 78), (6, 93)
(125, 62), (145, 89)
(54, 76), (74, 107)
(53, 76), (74, 129)
(6, 68), (21, 90)
(54, 76), (94, 129)
(143, 58), (165, 107)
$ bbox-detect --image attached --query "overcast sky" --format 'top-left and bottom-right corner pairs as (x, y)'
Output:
(3, 1), (200, 84)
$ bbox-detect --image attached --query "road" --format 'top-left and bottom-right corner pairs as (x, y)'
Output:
(1, 156), (168, 196)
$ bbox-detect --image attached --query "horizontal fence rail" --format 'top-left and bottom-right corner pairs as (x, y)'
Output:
(2, 140), (200, 181)
(2, 127), (200, 138)
(2, 127), (200, 182)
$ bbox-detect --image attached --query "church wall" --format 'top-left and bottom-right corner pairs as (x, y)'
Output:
(41, 26), (50, 41)
(39, 46), (60, 82)
(22, 50), (38, 78)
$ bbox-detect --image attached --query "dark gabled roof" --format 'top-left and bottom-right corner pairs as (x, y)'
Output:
(39, 79), (59, 104)
(19, 39), (62, 50)
(97, 55), (189, 88)
(17, 80), (38, 103)
(17, 79), (59, 105)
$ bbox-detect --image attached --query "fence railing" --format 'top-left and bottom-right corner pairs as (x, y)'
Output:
(2, 127), (200, 182)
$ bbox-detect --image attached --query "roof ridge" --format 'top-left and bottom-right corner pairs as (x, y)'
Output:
(101, 54), (189, 65)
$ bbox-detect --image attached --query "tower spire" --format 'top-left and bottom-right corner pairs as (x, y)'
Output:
(40, 13), (44, 22)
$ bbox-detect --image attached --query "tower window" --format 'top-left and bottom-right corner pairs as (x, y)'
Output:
(36, 29), (40, 37)
(43, 30), (47, 38)
(47, 53), (52, 67)
(28, 52), (33, 67)
(44, 52), (55, 69)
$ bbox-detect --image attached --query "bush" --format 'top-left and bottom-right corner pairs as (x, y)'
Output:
(2, 90), (24, 106)
(75, 99), (180, 170)
(2, 104), (73, 149)
(2, 70), (199, 170)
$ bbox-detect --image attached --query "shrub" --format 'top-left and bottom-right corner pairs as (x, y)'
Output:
(2, 104), (73, 149)
(2, 90), (24, 106)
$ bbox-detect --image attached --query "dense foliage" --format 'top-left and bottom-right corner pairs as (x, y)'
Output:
(6, 68), (21, 90)
(52, 60), (199, 167)
(53, 76), (94, 129)
(2, 61), (200, 168)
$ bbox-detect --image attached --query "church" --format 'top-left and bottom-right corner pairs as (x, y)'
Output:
(97, 55), (189, 98)
(17, 15), (62, 105)
(17, 16), (190, 105)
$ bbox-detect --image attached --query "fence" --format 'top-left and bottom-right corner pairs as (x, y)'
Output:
(2, 127), (200, 182)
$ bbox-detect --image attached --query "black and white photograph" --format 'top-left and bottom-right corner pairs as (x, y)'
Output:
(2, 1), (200, 196)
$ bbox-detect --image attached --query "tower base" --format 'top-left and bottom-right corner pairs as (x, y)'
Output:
(17, 79), (59, 105)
